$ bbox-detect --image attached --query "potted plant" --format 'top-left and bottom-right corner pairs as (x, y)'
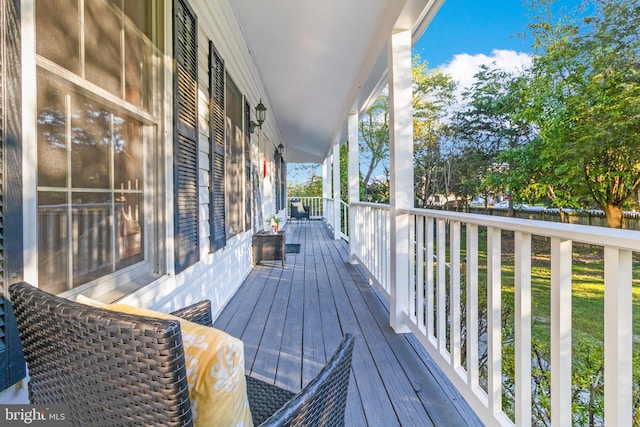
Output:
(266, 215), (282, 233)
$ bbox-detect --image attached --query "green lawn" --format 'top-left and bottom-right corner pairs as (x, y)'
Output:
(461, 230), (640, 347)
(498, 248), (640, 348)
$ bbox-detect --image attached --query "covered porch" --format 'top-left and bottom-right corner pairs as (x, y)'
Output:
(215, 220), (480, 426)
(3, 0), (638, 425)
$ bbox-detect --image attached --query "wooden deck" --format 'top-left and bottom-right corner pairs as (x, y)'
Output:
(214, 221), (482, 426)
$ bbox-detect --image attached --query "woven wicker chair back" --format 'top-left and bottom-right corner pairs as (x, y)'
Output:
(9, 282), (193, 427)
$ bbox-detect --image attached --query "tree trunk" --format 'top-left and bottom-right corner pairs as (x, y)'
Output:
(558, 208), (566, 224)
(603, 204), (624, 228)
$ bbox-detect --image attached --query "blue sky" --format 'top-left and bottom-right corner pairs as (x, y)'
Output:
(414, 0), (584, 78)
(415, 0), (535, 69)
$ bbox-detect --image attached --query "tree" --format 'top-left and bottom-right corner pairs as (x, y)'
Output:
(358, 56), (456, 207)
(359, 96), (389, 201)
(450, 64), (535, 215)
(523, 0), (640, 228)
(411, 56), (457, 207)
(287, 172), (322, 197)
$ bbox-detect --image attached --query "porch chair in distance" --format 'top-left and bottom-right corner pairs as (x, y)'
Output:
(289, 204), (310, 222)
(9, 281), (355, 427)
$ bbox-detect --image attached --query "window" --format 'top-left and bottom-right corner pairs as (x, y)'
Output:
(275, 152), (286, 211)
(35, 0), (163, 294)
(225, 76), (245, 239)
(209, 43), (253, 250)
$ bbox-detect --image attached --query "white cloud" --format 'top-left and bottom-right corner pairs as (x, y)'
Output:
(439, 49), (533, 92)
(434, 49), (533, 115)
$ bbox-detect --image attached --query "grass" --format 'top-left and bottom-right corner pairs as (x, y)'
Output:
(499, 245), (640, 348)
(459, 229), (640, 348)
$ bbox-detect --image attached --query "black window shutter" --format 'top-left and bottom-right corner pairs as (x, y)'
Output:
(0, 298), (26, 391)
(274, 152), (282, 211)
(0, 0), (26, 392)
(281, 160), (287, 211)
(209, 42), (226, 251)
(244, 100), (252, 231)
(173, 0), (199, 272)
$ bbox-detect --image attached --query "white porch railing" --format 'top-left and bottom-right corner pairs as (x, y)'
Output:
(348, 201), (639, 427)
(339, 200), (349, 241)
(288, 196), (324, 219)
(350, 202), (390, 298)
(311, 197), (350, 241)
(38, 202), (142, 290)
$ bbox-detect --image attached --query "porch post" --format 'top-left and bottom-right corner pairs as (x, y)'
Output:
(332, 142), (341, 240)
(348, 113), (359, 261)
(322, 157), (331, 222)
(388, 28), (413, 333)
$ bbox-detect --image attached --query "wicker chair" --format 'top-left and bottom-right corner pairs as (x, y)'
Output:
(172, 300), (355, 427)
(9, 282), (355, 427)
(9, 281), (192, 426)
(289, 204), (310, 222)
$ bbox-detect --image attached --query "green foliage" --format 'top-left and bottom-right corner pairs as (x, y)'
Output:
(411, 56), (457, 207)
(634, 352), (640, 426)
(340, 143), (349, 202)
(359, 96), (389, 201)
(287, 172), (323, 197)
(352, 1), (640, 423)
(358, 55), (456, 206)
(522, 0), (640, 227)
(449, 63), (536, 214)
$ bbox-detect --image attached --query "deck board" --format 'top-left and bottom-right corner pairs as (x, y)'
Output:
(213, 221), (483, 426)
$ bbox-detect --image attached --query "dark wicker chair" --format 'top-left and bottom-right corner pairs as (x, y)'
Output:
(249, 334), (354, 426)
(290, 204), (310, 222)
(9, 282), (355, 427)
(9, 281), (193, 426)
(173, 300), (355, 427)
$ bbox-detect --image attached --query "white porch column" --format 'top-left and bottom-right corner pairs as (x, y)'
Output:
(348, 113), (359, 261)
(388, 28), (413, 333)
(322, 157), (331, 222)
(332, 142), (341, 240)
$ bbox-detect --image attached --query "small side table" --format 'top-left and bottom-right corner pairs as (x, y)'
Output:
(252, 231), (285, 267)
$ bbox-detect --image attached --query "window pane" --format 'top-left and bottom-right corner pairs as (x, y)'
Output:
(36, 0), (80, 74)
(84, 0), (122, 96)
(38, 192), (69, 294)
(124, 0), (153, 36)
(71, 95), (111, 188)
(71, 193), (115, 286)
(114, 119), (144, 267)
(117, 192), (143, 267)
(124, 26), (150, 108)
(124, 0), (154, 108)
(113, 115), (143, 189)
(37, 79), (68, 188)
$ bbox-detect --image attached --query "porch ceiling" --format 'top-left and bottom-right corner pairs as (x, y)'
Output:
(230, 0), (444, 163)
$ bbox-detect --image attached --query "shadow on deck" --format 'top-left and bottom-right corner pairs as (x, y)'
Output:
(214, 221), (483, 426)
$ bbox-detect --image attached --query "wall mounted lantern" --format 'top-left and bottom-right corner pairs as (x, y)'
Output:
(250, 99), (267, 133)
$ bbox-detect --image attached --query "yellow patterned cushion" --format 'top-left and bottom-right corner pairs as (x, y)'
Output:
(76, 296), (253, 427)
